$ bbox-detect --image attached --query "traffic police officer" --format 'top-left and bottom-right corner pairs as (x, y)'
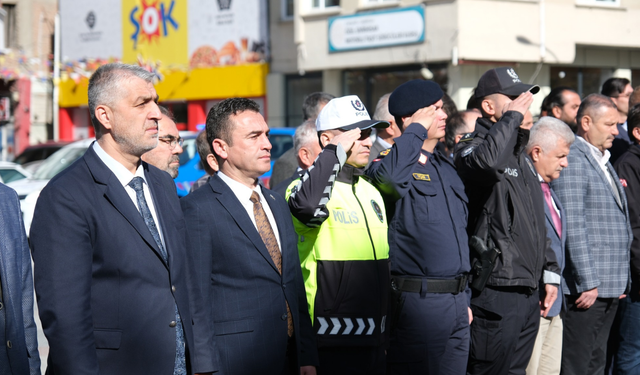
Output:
(366, 80), (472, 375)
(287, 95), (391, 375)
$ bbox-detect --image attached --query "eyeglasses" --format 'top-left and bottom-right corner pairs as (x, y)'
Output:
(158, 136), (184, 150)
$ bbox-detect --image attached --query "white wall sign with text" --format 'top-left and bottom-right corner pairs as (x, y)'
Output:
(328, 6), (425, 53)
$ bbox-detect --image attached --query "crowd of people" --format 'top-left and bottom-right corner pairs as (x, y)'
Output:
(0, 62), (638, 375)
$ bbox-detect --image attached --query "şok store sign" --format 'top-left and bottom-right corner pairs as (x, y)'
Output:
(58, 0), (269, 139)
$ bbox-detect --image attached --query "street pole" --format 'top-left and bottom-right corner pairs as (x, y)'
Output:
(53, 13), (60, 141)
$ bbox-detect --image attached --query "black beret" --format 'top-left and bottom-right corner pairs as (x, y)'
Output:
(388, 80), (444, 117)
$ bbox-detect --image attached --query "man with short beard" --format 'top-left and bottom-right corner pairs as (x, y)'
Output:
(142, 106), (184, 179)
(454, 67), (560, 375)
(30, 63), (215, 375)
(540, 87), (581, 133)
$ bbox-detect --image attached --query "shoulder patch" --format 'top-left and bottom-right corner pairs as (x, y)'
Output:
(459, 133), (474, 142)
(461, 146), (475, 157)
(413, 173), (431, 181)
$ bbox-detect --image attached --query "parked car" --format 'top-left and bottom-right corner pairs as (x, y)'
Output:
(13, 140), (72, 173)
(8, 138), (94, 234)
(0, 161), (32, 184)
(174, 127), (296, 196)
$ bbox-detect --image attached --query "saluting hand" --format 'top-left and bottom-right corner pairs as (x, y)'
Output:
(502, 91), (534, 116)
(330, 128), (362, 153)
(406, 106), (437, 132)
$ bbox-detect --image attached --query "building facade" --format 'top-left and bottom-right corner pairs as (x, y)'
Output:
(267, 0), (640, 126)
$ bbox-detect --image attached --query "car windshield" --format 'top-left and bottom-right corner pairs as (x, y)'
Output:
(33, 146), (88, 180)
(0, 169), (26, 183)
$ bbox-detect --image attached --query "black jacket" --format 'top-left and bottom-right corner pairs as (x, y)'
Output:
(454, 112), (560, 288)
(614, 144), (640, 292)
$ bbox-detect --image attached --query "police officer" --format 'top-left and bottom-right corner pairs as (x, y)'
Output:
(366, 80), (472, 375)
(454, 67), (560, 375)
(287, 95), (390, 375)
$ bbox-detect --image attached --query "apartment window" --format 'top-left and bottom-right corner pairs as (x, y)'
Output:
(2, 4), (16, 50)
(576, 0), (620, 6)
(312, 0), (340, 9)
(282, 0), (294, 19)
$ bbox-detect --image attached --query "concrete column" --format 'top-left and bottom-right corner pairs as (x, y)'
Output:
(267, 72), (286, 128)
(322, 69), (342, 97)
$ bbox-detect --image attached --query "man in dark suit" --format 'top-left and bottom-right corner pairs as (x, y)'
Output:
(613, 104), (640, 373)
(0, 183), (40, 375)
(30, 63), (215, 375)
(181, 98), (318, 375)
(551, 94), (632, 375)
(525, 117), (575, 375)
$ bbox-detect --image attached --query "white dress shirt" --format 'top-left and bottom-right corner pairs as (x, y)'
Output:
(578, 136), (614, 185)
(218, 172), (282, 251)
(92, 142), (166, 247)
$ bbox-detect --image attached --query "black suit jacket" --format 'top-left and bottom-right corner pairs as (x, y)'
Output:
(180, 174), (318, 375)
(30, 144), (215, 375)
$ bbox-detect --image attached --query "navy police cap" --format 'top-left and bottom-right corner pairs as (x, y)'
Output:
(388, 80), (444, 117)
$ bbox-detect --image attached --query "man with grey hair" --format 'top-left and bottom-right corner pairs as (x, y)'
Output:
(525, 117), (575, 375)
(551, 94), (632, 375)
(30, 63), (215, 375)
(367, 93), (401, 166)
(272, 119), (321, 197)
(271, 92), (335, 188)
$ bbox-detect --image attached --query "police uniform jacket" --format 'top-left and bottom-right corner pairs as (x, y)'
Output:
(288, 144), (390, 348)
(454, 113), (560, 288)
(366, 123), (471, 281)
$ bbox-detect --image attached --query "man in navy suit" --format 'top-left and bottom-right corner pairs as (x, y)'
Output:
(30, 63), (215, 375)
(0, 183), (40, 374)
(181, 98), (318, 375)
(525, 117), (575, 375)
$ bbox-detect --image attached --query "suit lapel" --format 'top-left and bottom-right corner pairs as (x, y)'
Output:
(550, 188), (566, 246)
(84, 146), (168, 268)
(210, 176), (280, 274)
(576, 139), (624, 211)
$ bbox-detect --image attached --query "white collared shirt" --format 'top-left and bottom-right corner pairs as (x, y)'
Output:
(217, 172), (282, 251)
(578, 136), (614, 186)
(377, 137), (393, 150)
(92, 142), (165, 247)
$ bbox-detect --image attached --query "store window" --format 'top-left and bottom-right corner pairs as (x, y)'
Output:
(286, 73), (323, 127)
(344, 64), (449, 114)
(550, 67), (602, 98)
(311, 0), (340, 9)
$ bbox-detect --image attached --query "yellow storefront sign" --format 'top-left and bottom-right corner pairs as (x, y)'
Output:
(122, 0), (188, 65)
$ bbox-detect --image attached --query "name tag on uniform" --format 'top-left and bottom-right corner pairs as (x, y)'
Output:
(413, 173), (431, 181)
